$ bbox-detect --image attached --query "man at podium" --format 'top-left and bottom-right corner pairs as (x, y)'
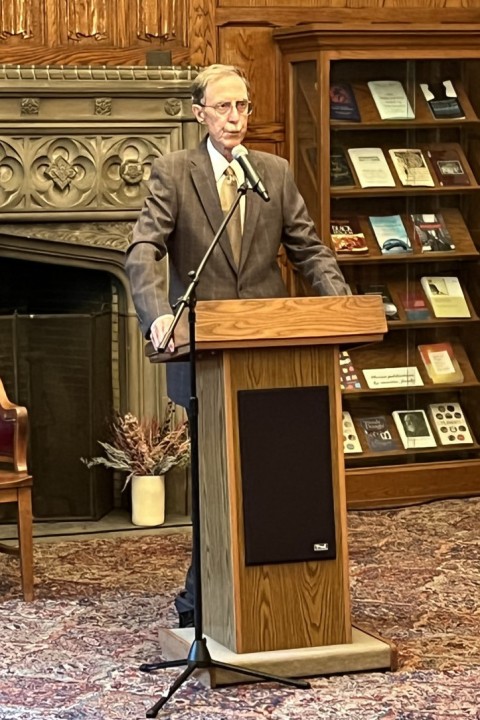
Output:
(125, 63), (349, 628)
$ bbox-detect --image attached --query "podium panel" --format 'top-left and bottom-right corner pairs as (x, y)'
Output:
(237, 385), (336, 566)
(198, 344), (351, 654)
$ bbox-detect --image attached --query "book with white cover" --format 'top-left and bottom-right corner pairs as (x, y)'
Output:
(368, 80), (415, 120)
(392, 409), (437, 449)
(427, 402), (474, 445)
(420, 276), (470, 318)
(348, 147), (396, 188)
(388, 149), (435, 187)
(342, 412), (363, 454)
(369, 215), (412, 254)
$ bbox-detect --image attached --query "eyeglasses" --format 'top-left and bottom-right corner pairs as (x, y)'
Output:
(199, 100), (253, 116)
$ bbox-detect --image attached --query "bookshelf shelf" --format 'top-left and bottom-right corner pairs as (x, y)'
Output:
(275, 22), (480, 508)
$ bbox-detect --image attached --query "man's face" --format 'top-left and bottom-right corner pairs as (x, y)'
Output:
(193, 74), (249, 160)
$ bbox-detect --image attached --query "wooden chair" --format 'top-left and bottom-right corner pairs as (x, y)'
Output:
(0, 378), (34, 601)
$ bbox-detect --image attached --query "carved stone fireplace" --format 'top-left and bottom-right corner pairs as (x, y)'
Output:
(0, 64), (201, 519)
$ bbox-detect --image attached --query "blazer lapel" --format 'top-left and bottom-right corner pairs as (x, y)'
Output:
(189, 142), (237, 270)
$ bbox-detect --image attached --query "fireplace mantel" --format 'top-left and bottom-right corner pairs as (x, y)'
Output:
(0, 64), (203, 417)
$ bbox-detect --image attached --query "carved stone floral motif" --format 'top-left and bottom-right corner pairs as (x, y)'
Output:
(101, 135), (172, 208)
(31, 137), (97, 210)
(21, 98), (39, 115)
(0, 140), (24, 208)
(95, 97), (112, 116)
(164, 98), (182, 116)
(44, 156), (78, 190)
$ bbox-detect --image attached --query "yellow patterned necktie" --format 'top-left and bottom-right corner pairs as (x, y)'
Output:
(220, 166), (242, 267)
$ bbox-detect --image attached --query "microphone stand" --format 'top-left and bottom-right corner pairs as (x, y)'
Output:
(139, 182), (311, 717)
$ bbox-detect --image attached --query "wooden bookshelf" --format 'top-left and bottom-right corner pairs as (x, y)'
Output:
(275, 22), (480, 508)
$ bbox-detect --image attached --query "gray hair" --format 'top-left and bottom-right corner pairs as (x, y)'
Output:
(191, 64), (250, 105)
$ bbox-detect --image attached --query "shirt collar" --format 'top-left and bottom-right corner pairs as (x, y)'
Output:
(207, 136), (244, 184)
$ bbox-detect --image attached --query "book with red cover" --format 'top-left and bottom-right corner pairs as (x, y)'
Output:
(426, 145), (471, 187)
(330, 216), (368, 254)
(418, 342), (464, 383)
(398, 288), (431, 321)
(411, 212), (455, 253)
(330, 82), (361, 122)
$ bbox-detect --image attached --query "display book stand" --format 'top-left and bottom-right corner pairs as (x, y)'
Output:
(147, 294), (396, 687)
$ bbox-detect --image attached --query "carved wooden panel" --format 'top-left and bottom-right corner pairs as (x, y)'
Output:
(137, 0), (187, 42)
(65, 0), (108, 41)
(0, 0), (41, 44)
(219, 26), (281, 124)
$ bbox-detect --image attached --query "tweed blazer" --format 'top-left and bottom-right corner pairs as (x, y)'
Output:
(125, 138), (349, 405)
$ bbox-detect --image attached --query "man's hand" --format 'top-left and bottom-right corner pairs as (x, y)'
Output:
(150, 314), (175, 353)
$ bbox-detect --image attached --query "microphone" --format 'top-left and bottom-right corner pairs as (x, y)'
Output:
(232, 145), (270, 202)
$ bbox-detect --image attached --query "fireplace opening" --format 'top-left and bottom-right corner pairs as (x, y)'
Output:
(0, 258), (116, 520)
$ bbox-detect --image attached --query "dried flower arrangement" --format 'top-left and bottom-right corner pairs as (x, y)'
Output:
(82, 401), (190, 487)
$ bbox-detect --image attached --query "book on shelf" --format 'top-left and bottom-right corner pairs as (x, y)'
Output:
(420, 276), (471, 318)
(357, 283), (399, 320)
(411, 213), (455, 253)
(367, 79), (415, 120)
(339, 349), (362, 390)
(347, 147), (396, 188)
(357, 415), (399, 452)
(330, 147), (356, 187)
(369, 214), (412, 254)
(426, 146), (471, 186)
(418, 342), (464, 384)
(330, 82), (361, 121)
(330, 216), (368, 254)
(388, 149), (435, 187)
(392, 409), (437, 449)
(398, 288), (431, 321)
(419, 80), (465, 120)
(427, 402), (474, 445)
(342, 411), (363, 454)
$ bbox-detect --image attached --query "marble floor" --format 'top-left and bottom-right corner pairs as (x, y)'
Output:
(0, 509), (191, 544)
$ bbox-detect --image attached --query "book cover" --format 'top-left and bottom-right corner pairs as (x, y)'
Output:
(330, 217), (368, 254)
(367, 80), (415, 120)
(339, 349), (362, 390)
(342, 411), (363, 454)
(388, 149), (435, 187)
(347, 147), (396, 188)
(420, 276), (471, 318)
(398, 287), (431, 321)
(357, 283), (399, 320)
(369, 215), (412, 254)
(418, 342), (464, 384)
(330, 148), (356, 187)
(427, 402), (474, 445)
(392, 409), (437, 449)
(330, 82), (361, 121)
(411, 213), (455, 253)
(419, 80), (465, 120)
(426, 146), (471, 186)
(357, 415), (399, 452)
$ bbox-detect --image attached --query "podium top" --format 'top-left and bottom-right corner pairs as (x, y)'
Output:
(146, 295), (387, 362)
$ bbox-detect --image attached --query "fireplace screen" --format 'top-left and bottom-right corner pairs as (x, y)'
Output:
(0, 260), (114, 520)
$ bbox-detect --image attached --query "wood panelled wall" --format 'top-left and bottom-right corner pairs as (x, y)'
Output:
(1, 1), (480, 156)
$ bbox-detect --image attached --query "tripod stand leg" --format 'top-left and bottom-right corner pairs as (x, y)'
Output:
(140, 658), (187, 672)
(211, 659), (310, 689)
(145, 662), (196, 718)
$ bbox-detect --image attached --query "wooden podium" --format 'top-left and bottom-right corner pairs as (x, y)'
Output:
(151, 295), (396, 684)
